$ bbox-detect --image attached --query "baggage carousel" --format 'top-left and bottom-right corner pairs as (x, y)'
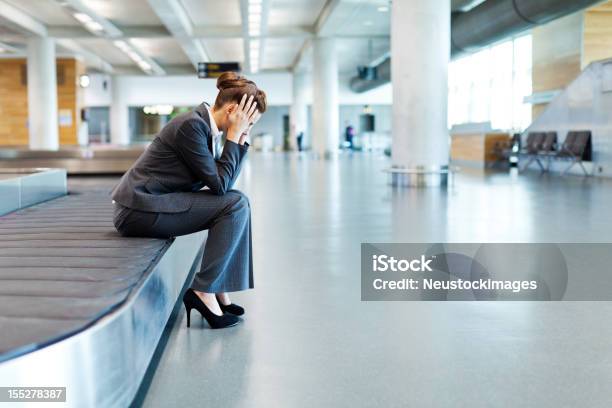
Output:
(0, 169), (67, 216)
(0, 174), (206, 407)
(0, 145), (146, 175)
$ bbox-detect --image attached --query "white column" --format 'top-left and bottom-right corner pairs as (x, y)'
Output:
(312, 37), (339, 158)
(110, 76), (130, 145)
(27, 38), (59, 150)
(391, 0), (450, 186)
(290, 70), (308, 151)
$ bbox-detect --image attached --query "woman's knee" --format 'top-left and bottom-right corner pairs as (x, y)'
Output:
(228, 189), (250, 209)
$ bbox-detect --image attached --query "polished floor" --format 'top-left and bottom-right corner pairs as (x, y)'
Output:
(80, 153), (612, 408)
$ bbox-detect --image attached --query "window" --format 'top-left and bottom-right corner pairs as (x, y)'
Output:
(448, 35), (532, 132)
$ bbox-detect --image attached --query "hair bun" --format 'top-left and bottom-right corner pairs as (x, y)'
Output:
(216, 72), (242, 91)
(213, 71), (267, 113)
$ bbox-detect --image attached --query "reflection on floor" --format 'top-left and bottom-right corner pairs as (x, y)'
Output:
(76, 153), (612, 408)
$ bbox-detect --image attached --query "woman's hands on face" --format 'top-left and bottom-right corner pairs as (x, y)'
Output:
(227, 94), (260, 145)
(239, 111), (262, 145)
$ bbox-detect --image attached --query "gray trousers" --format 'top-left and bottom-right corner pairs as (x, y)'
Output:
(113, 190), (253, 293)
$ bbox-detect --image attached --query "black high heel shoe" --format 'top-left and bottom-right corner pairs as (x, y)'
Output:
(219, 302), (245, 316)
(183, 289), (239, 329)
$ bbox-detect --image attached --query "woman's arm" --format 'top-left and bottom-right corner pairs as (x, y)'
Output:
(175, 119), (247, 196)
(174, 95), (259, 195)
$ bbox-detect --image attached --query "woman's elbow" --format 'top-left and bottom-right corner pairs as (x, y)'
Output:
(205, 177), (230, 195)
(209, 184), (228, 196)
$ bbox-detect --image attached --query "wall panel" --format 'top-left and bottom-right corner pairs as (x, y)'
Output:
(0, 58), (82, 147)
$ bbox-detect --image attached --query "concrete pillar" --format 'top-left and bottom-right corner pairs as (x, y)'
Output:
(110, 76), (130, 145)
(27, 38), (59, 150)
(391, 0), (450, 186)
(290, 70), (308, 151)
(312, 37), (339, 157)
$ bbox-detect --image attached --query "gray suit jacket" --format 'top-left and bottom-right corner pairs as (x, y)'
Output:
(111, 103), (249, 213)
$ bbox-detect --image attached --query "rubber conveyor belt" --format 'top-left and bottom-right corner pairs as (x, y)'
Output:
(0, 190), (170, 362)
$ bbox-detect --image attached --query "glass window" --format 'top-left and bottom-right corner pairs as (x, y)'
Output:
(128, 106), (193, 143)
(448, 35), (532, 132)
(87, 107), (110, 144)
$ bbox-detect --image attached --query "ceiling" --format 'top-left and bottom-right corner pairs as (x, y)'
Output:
(0, 0), (391, 77)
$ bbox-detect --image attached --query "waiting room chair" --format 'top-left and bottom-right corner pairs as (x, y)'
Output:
(555, 130), (592, 176)
(519, 132), (546, 172)
(535, 131), (558, 171)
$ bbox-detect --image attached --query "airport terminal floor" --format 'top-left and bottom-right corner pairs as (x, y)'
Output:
(6, 0), (612, 405)
(66, 152), (612, 408)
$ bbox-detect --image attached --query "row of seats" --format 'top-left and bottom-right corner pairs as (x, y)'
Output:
(519, 130), (592, 175)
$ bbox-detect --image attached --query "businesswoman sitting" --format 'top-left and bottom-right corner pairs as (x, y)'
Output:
(112, 72), (266, 329)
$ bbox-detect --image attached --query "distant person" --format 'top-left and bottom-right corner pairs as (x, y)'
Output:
(345, 124), (355, 149)
(297, 131), (304, 151)
(111, 72), (266, 329)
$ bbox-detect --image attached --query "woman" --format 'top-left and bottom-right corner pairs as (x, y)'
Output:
(111, 72), (266, 329)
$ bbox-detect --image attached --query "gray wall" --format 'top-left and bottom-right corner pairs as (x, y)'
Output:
(339, 105), (392, 134)
(249, 104), (393, 150)
(301, 104), (392, 150)
(251, 106), (289, 147)
(107, 103), (393, 151)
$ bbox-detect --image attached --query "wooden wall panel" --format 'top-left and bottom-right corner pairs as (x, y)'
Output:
(451, 134), (485, 162)
(56, 58), (83, 145)
(532, 53), (582, 93)
(0, 58), (82, 147)
(583, 1), (612, 68)
(0, 59), (28, 146)
(451, 132), (510, 165)
(531, 13), (583, 120)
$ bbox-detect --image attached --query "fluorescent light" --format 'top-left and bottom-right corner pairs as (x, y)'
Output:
(112, 39), (153, 74)
(143, 105), (174, 115)
(73, 11), (105, 33)
(249, 28), (260, 36)
(364, 20), (373, 26)
(85, 21), (104, 31)
(248, 14), (261, 24)
(126, 51), (139, 61)
(250, 39), (260, 49)
(377, 5), (389, 12)
(113, 40), (128, 51)
(249, 4), (262, 13)
(73, 12), (92, 23)
(249, 0), (262, 4)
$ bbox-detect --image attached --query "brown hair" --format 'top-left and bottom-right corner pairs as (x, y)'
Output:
(214, 71), (267, 113)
